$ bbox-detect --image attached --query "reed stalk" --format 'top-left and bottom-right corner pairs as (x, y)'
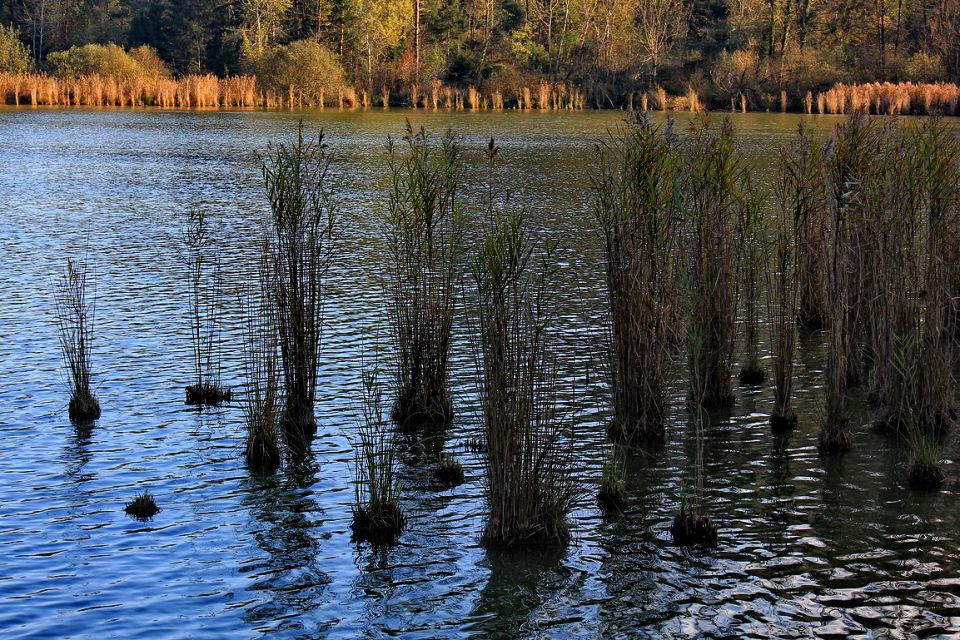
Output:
(738, 189), (766, 385)
(351, 365), (405, 541)
(767, 147), (803, 431)
(241, 241), (282, 472)
(56, 258), (100, 422)
(262, 124), (338, 439)
(682, 118), (747, 410)
(385, 123), (465, 427)
(474, 140), (574, 547)
(592, 113), (682, 442)
(183, 208), (230, 405)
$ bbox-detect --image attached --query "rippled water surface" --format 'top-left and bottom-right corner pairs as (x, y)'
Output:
(1, 108), (958, 639)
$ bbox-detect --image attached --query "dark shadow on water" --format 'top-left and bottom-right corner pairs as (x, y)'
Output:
(240, 453), (334, 637)
(465, 546), (569, 639)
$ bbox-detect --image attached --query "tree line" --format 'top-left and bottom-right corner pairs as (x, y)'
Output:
(1, 0), (957, 108)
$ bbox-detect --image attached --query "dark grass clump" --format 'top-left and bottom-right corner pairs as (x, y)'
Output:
(352, 367), (405, 543)
(592, 113), (682, 443)
(185, 383), (232, 405)
(671, 506), (718, 547)
(385, 123), (465, 429)
(434, 455), (465, 487)
(262, 124), (338, 439)
(474, 141), (575, 548)
(597, 449), (628, 515)
(56, 258), (101, 422)
(682, 118), (748, 410)
(124, 490), (160, 519)
(183, 208), (230, 406)
(908, 461), (945, 491)
(241, 243), (282, 473)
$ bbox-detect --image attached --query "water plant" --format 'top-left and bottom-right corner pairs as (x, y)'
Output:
(434, 455), (465, 487)
(241, 242), (282, 473)
(183, 208), (231, 405)
(681, 118), (747, 410)
(124, 490), (160, 519)
(788, 125), (829, 330)
(597, 447), (628, 515)
(384, 123), (465, 428)
(474, 140), (575, 548)
(592, 113), (682, 442)
(819, 112), (878, 453)
(351, 366), (406, 543)
(765, 179), (800, 432)
(55, 258), (100, 422)
(262, 124), (338, 439)
(738, 189), (766, 386)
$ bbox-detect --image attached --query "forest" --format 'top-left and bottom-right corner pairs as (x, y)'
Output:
(0, 0), (958, 109)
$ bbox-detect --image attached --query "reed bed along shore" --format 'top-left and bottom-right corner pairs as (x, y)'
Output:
(4, 72), (959, 116)
(0, 73), (585, 110)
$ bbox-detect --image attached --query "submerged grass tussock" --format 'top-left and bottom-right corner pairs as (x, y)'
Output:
(262, 124), (338, 439)
(385, 123), (465, 427)
(592, 113), (682, 443)
(597, 448), (628, 515)
(351, 367), (406, 542)
(474, 140), (575, 548)
(56, 258), (100, 422)
(241, 243), (283, 473)
(124, 490), (160, 519)
(682, 118), (747, 410)
(434, 455), (465, 487)
(183, 208), (231, 406)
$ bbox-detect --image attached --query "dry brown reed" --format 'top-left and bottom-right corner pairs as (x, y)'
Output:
(817, 82), (960, 116)
(592, 113), (682, 442)
(385, 123), (465, 427)
(56, 258), (100, 422)
(262, 125), (338, 439)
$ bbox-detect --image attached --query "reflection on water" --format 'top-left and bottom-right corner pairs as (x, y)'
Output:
(0, 107), (958, 638)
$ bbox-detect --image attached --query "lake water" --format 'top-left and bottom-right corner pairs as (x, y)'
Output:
(0, 108), (957, 639)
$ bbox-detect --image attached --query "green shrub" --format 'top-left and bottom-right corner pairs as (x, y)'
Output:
(0, 24), (30, 73)
(255, 40), (345, 101)
(903, 52), (945, 83)
(47, 43), (168, 81)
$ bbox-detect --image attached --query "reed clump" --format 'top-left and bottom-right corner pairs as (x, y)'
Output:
(592, 113), (682, 443)
(56, 258), (100, 422)
(241, 243), (282, 473)
(738, 191), (766, 386)
(351, 367), (405, 542)
(434, 455), (465, 487)
(682, 118), (747, 410)
(262, 125), (338, 439)
(819, 112), (879, 453)
(183, 209), (231, 406)
(672, 409), (717, 546)
(385, 124), (465, 428)
(124, 490), (160, 519)
(475, 140), (574, 548)
(766, 136), (805, 432)
(789, 125), (829, 330)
